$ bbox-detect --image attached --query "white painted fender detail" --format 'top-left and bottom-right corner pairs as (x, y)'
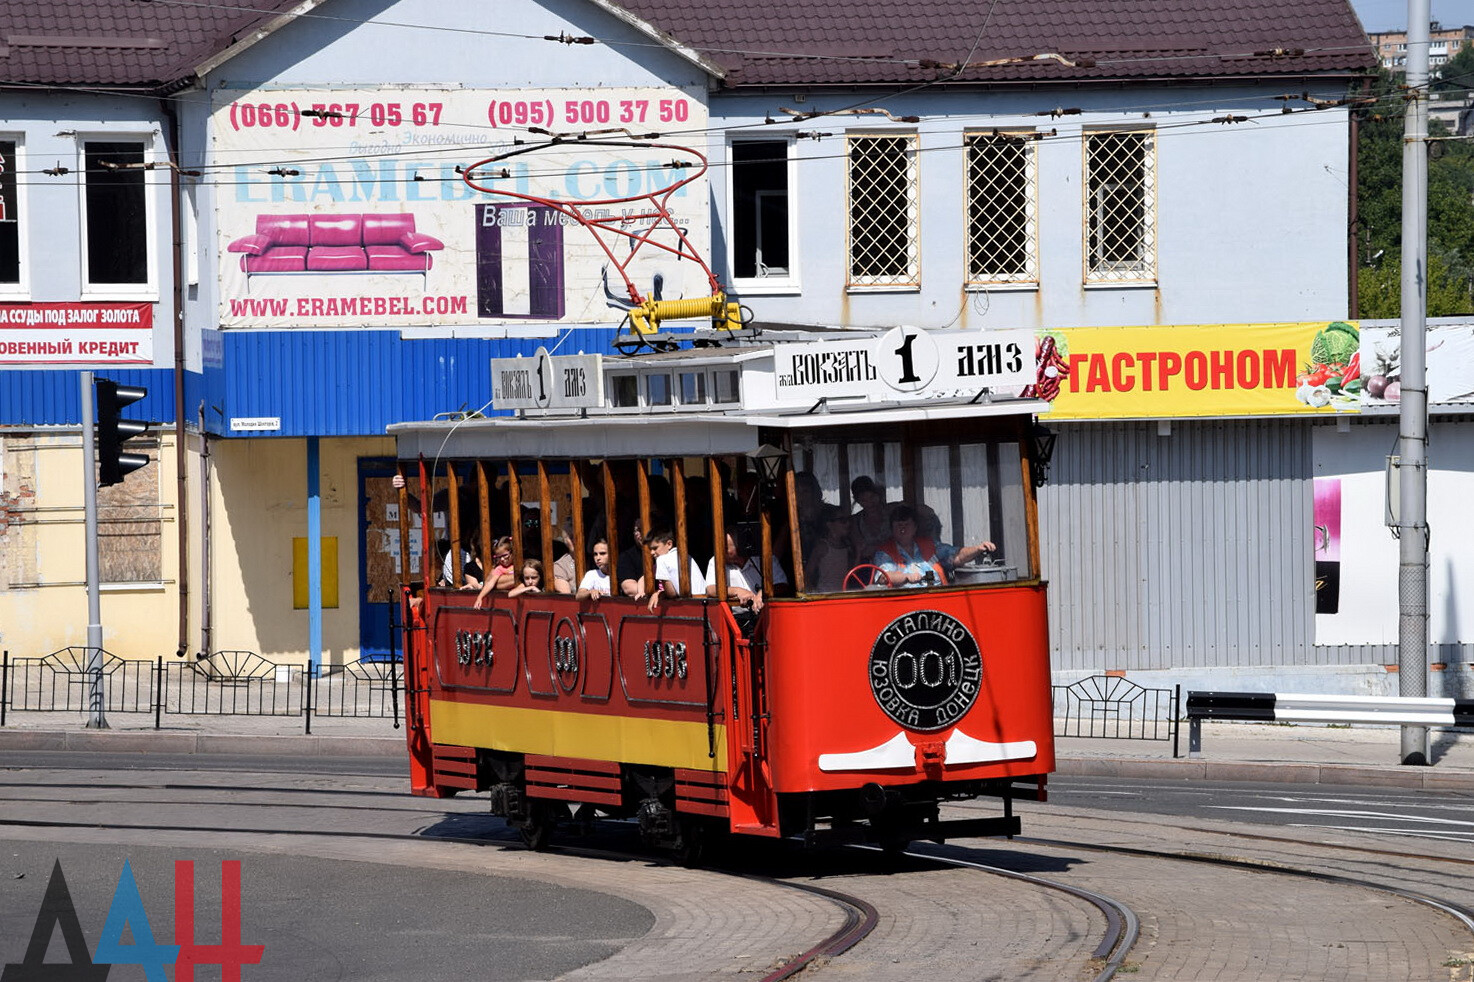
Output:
(817, 730), (1037, 773)
(943, 730), (1037, 765)
(818, 732), (915, 772)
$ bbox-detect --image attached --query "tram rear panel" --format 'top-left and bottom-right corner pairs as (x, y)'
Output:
(762, 585), (1053, 794)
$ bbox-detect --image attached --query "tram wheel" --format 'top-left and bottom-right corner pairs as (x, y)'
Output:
(518, 802), (553, 852)
(879, 834), (910, 857)
(673, 817), (711, 866)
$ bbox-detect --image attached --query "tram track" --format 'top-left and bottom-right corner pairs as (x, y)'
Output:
(0, 777), (1123, 981)
(4, 770), (1471, 980)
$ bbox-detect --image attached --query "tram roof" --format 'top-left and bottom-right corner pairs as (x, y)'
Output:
(389, 395), (1047, 460)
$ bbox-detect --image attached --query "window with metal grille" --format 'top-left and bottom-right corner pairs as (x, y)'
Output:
(965, 132), (1038, 284)
(847, 134), (918, 288)
(1084, 130), (1156, 282)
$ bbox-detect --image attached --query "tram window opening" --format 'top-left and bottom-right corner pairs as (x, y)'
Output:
(713, 370), (740, 404)
(794, 432), (1033, 592)
(610, 374), (639, 408)
(647, 373), (672, 406)
(678, 371), (707, 404)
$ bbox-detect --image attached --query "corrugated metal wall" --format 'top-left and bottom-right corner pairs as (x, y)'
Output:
(0, 368), (184, 427)
(1040, 419), (1316, 672)
(212, 328), (622, 437)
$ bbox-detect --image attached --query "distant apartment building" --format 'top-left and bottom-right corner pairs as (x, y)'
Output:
(1368, 22), (1474, 70)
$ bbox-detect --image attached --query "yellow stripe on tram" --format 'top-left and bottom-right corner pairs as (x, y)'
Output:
(428, 699), (728, 773)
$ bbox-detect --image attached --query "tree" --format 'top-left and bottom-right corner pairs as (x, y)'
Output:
(1431, 41), (1474, 92)
(1357, 252), (1473, 318)
(1356, 68), (1474, 316)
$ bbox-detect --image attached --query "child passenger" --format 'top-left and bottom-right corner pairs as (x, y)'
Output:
(472, 537), (518, 608)
(506, 558), (544, 597)
(646, 528), (707, 612)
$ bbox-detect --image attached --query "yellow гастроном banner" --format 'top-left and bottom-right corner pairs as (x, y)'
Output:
(1037, 321), (1362, 420)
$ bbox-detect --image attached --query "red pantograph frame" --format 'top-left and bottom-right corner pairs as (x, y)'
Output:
(462, 140), (722, 308)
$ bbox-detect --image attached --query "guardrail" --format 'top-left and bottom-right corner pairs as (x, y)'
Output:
(0, 648), (403, 734)
(1184, 690), (1474, 756)
(1052, 676), (1181, 756)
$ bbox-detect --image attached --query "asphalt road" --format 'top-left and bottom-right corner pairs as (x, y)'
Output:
(1049, 774), (1474, 845)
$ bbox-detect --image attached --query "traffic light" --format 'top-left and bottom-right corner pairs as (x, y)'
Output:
(96, 378), (149, 487)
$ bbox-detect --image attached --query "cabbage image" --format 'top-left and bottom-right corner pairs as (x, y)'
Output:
(1309, 322), (1359, 366)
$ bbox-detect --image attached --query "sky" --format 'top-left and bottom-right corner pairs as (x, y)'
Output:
(1349, 0), (1469, 33)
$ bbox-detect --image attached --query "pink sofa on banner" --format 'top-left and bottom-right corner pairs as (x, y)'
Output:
(227, 213), (444, 288)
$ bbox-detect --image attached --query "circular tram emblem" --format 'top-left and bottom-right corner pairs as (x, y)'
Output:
(868, 610), (982, 732)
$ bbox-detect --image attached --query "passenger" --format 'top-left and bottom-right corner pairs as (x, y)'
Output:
(704, 530), (788, 613)
(645, 528), (708, 612)
(849, 475), (891, 562)
(441, 536), (483, 591)
(472, 537), (518, 608)
(576, 539), (614, 601)
(792, 471), (825, 560)
(506, 558), (544, 597)
(617, 520), (650, 599)
(550, 527), (576, 594)
(804, 504), (853, 593)
(874, 505), (995, 588)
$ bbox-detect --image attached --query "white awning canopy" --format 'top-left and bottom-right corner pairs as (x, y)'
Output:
(389, 397), (1047, 460)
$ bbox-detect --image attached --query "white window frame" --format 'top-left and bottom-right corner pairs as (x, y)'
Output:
(963, 130), (1040, 288)
(1082, 127), (1157, 286)
(728, 137), (800, 294)
(846, 132), (920, 291)
(0, 134), (29, 298)
(76, 131), (161, 300)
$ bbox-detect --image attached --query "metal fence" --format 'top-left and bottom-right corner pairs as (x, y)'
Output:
(0, 648), (402, 734)
(1053, 675), (1181, 757)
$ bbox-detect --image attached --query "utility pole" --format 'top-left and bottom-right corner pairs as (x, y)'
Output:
(80, 371), (107, 729)
(1397, 0), (1430, 765)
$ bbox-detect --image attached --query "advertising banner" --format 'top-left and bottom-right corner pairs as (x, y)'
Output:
(0, 303), (154, 365)
(1033, 321), (1363, 419)
(212, 87), (710, 332)
(1358, 321), (1474, 408)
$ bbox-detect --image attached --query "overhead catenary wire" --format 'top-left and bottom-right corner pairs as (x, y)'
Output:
(2, 95), (1396, 193)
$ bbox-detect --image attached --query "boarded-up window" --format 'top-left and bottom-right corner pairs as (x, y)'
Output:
(98, 442), (162, 582)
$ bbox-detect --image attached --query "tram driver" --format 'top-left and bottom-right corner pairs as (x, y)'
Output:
(874, 505), (995, 588)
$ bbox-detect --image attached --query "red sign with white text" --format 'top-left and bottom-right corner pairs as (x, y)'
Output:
(0, 303), (154, 365)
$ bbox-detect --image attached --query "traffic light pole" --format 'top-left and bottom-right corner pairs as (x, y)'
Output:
(80, 371), (108, 729)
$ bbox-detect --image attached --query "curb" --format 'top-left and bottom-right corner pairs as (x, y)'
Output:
(0, 729), (404, 758)
(1056, 755), (1474, 791)
(5, 730), (1473, 789)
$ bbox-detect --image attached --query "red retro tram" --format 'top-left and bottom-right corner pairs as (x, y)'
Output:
(390, 344), (1054, 853)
